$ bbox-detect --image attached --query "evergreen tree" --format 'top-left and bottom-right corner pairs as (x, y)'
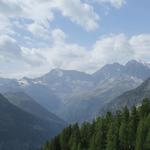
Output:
(80, 122), (91, 148)
(119, 120), (129, 150)
(60, 126), (72, 150)
(69, 123), (81, 147)
(77, 143), (82, 150)
(88, 134), (96, 150)
(89, 125), (104, 150)
(144, 128), (150, 150)
(122, 106), (129, 122)
(139, 98), (150, 117)
(144, 114), (150, 150)
(49, 136), (61, 150)
(135, 119), (146, 150)
(119, 107), (130, 150)
(42, 141), (50, 150)
(42, 98), (150, 150)
(128, 106), (138, 149)
(106, 123), (117, 150)
(70, 142), (77, 150)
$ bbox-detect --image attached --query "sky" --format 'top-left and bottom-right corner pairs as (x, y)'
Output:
(0, 0), (150, 78)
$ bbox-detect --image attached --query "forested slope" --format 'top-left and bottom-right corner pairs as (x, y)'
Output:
(42, 98), (150, 150)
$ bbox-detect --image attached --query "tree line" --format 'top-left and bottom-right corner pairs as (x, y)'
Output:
(42, 98), (150, 150)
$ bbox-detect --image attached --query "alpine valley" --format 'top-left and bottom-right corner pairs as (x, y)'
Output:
(0, 60), (150, 150)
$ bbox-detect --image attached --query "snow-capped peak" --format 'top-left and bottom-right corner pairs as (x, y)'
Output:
(18, 78), (29, 87)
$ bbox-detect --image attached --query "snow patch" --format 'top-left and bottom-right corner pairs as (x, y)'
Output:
(18, 79), (29, 87)
(32, 80), (47, 85)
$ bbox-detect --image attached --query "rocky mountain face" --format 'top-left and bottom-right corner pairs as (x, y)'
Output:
(124, 60), (150, 79)
(100, 77), (150, 114)
(37, 69), (94, 97)
(59, 75), (142, 122)
(0, 60), (150, 123)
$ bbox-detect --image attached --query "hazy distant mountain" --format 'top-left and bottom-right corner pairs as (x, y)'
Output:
(59, 76), (142, 123)
(4, 92), (65, 125)
(101, 77), (150, 114)
(0, 78), (21, 93)
(92, 63), (125, 82)
(0, 94), (65, 150)
(0, 60), (149, 123)
(0, 77), (62, 115)
(93, 60), (150, 82)
(20, 80), (63, 115)
(34, 69), (94, 97)
(124, 60), (150, 79)
(55, 60), (148, 122)
(13, 69), (94, 116)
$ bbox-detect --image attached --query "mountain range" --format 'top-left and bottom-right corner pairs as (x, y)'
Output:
(0, 59), (150, 123)
(0, 59), (150, 149)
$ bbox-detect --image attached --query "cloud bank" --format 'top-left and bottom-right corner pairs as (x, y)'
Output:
(0, 0), (149, 78)
(0, 31), (150, 78)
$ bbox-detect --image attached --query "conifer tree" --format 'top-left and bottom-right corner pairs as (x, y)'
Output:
(69, 123), (80, 147)
(128, 106), (138, 149)
(135, 119), (145, 150)
(106, 123), (117, 150)
(60, 127), (71, 150)
(88, 134), (96, 150)
(144, 114), (150, 150)
(42, 141), (50, 150)
(77, 143), (82, 150)
(80, 122), (91, 148)
(42, 98), (150, 150)
(144, 128), (150, 150)
(139, 98), (150, 117)
(119, 107), (129, 149)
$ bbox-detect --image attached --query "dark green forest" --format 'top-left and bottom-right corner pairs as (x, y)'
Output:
(42, 98), (150, 150)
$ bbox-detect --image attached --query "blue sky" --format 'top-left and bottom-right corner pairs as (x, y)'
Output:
(51, 0), (150, 45)
(0, 0), (150, 78)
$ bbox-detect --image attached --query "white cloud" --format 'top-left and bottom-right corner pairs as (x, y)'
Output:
(17, 33), (150, 76)
(0, 0), (125, 36)
(0, 0), (100, 35)
(51, 28), (67, 44)
(27, 22), (50, 39)
(0, 0), (149, 78)
(0, 0), (22, 16)
(0, 32), (150, 78)
(90, 34), (134, 68)
(0, 14), (12, 34)
(21, 47), (48, 66)
(0, 35), (22, 59)
(89, 34), (150, 71)
(21, 0), (54, 27)
(0, 34), (46, 67)
(54, 0), (99, 31)
(129, 34), (150, 61)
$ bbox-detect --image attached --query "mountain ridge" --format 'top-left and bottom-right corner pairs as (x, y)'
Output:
(0, 93), (65, 150)
(0, 59), (149, 123)
(100, 77), (150, 114)
(4, 91), (65, 125)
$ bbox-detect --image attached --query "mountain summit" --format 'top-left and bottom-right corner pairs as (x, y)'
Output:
(0, 60), (149, 123)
